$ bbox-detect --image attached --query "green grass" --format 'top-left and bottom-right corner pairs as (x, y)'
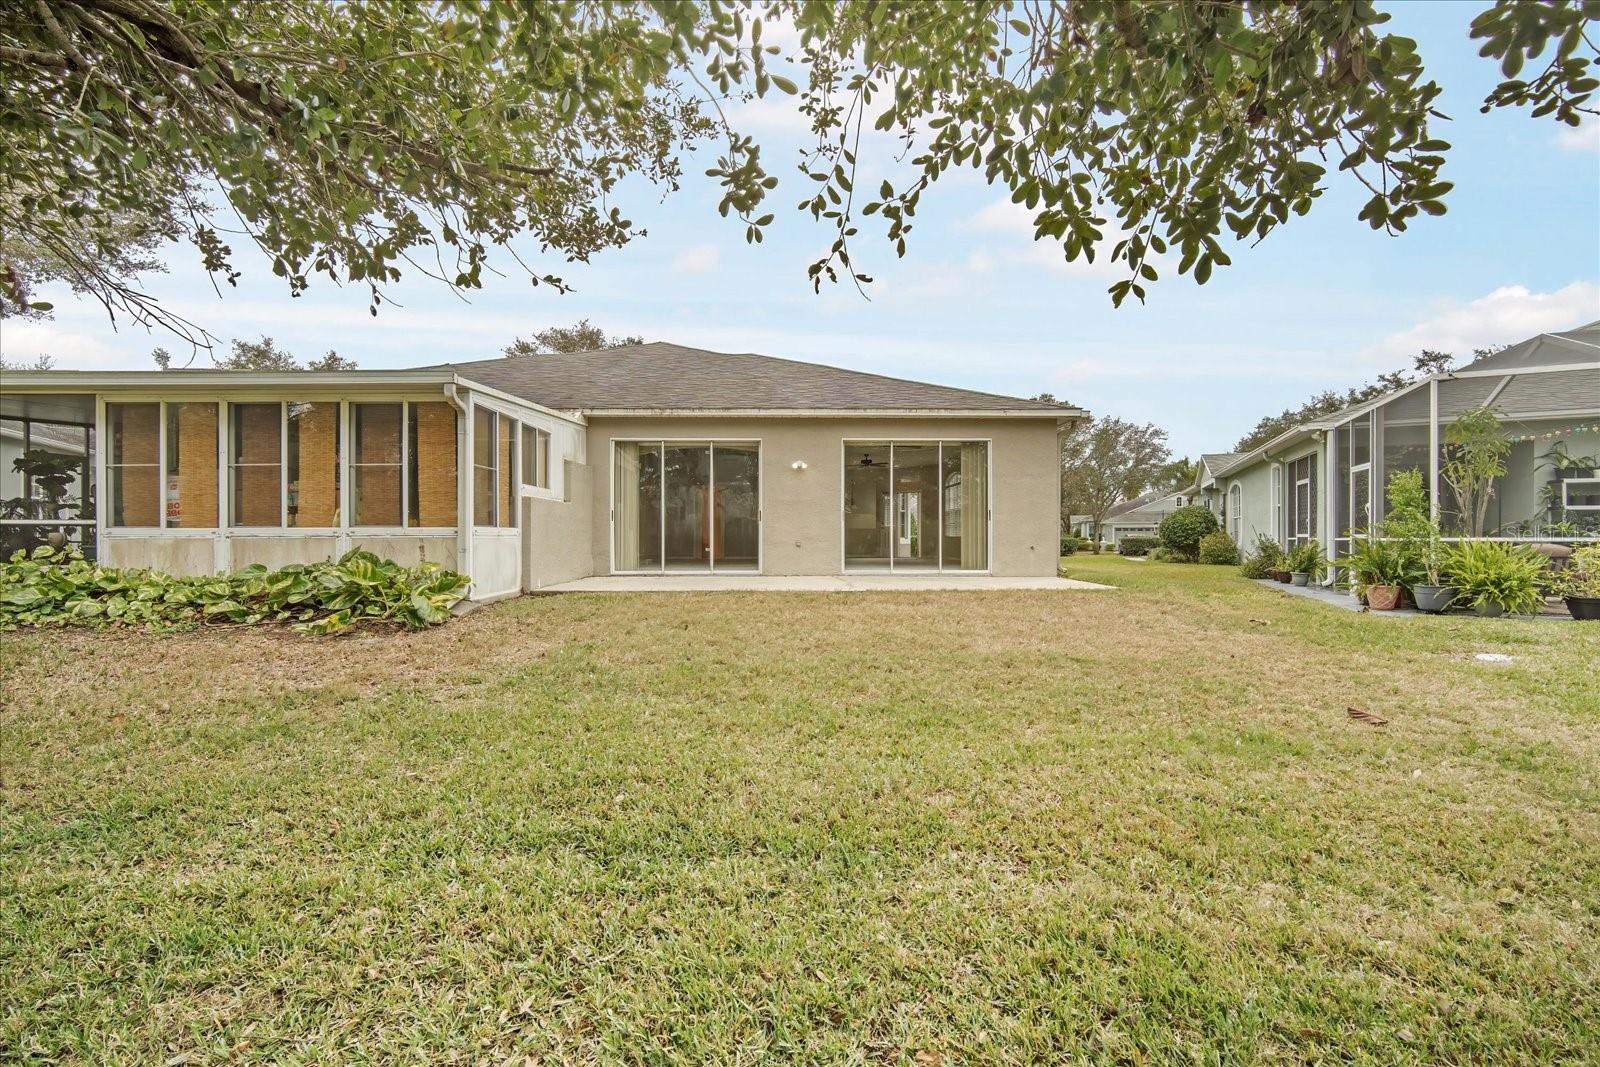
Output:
(3, 556), (1597, 1064)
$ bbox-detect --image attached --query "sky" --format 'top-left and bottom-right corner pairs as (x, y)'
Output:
(3, 3), (1598, 459)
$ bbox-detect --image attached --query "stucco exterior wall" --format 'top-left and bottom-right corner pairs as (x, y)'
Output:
(523, 460), (596, 590)
(1224, 462), (1276, 548)
(584, 416), (1065, 576)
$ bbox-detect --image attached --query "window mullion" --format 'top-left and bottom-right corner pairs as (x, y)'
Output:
(157, 401), (168, 529)
(400, 401), (410, 530)
(279, 402), (289, 528)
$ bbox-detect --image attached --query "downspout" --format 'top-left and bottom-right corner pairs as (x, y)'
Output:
(444, 383), (472, 584)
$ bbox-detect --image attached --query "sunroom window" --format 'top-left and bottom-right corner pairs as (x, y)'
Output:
(108, 403), (161, 527)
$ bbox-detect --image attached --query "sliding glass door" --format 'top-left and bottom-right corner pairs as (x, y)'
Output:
(613, 441), (760, 572)
(844, 441), (989, 572)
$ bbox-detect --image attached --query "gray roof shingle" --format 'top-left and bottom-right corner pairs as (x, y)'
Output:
(443, 342), (1080, 414)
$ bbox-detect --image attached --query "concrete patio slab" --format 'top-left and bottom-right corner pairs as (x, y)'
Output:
(535, 574), (1114, 593)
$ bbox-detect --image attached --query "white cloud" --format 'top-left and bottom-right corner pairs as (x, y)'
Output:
(1556, 120), (1600, 152)
(962, 198), (1149, 280)
(0, 318), (126, 370)
(1358, 281), (1600, 365)
(669, 243), (721, 275)
(723, 93), (813, 135)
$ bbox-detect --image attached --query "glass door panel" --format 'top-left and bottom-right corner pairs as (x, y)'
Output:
(663, 443), (711, 571)
(891, 443), (939, 570)
(614, 441), (662, 570)
(844, 444), (891, 568)
(942, 441), (988, 569)
(711, 443), (760, 571)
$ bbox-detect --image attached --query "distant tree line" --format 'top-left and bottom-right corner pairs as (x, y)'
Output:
(1231, 347), (1505, 453)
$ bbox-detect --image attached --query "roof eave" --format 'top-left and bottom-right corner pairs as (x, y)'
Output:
(579, 406), (1087, 418)
(0, 369), (457, 390)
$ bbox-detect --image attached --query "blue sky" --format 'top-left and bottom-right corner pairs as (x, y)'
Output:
(3, 3), (1597, 458)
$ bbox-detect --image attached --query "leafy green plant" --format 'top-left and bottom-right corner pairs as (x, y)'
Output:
(1197, 531), (1239, 565)
(1547, 544), (1600, 599)
(1117, 536), (1158, 557)
(1339, 537), (1418, 598)
(1239, 533), (1285, 577)
(1374, 469), (1450, 585)
(1442, 541), (1546, 615)
(1441, 408), (1511, 536)
(1157, 505), (1219, 562)
(0, 547), (469, 635)
(1286, 541), (1326, 578)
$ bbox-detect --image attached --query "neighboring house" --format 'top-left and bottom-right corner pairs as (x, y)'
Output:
(1086, 488), (1197, 548)
(1209, 320), (1599, 572)
(0, 343), (1086, 597)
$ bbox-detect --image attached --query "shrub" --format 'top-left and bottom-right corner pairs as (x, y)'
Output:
(1548, 543), (1600, 599)
(1239, 534), (1283, 578)
(1157, 505), (1219, 561)
(1197, 531), (1239, 565)
(1149, 546), (1173, 561)
(1286, 541), (1326, 578)
(0, 547), (470, 635)
(1443, 540), (1547, 615)
(1117, 536), (1157, 557)
(1060, 535), (1081, 556)
(1338, 537), (1417, 600)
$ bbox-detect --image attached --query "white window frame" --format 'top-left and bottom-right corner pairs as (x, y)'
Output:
(1270, 463), (1283, 545)
(98, 396), (459, 538)
(608, 438), (764, 575)
(1563, 476), (1600, 511)
(1228, 482), (1242, 543)
(839, 439), (993, 574)
(520, 423), (553, 492)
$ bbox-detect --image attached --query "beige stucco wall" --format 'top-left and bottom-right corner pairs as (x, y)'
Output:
(584, 416), (1065, 577)
(523, 460), (595, 590)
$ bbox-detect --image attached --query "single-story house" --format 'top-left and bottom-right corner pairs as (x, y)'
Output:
(0, 343), (1085, 598)
(1071, 488), (1198, 548)
(1204, 320), (1599, 572)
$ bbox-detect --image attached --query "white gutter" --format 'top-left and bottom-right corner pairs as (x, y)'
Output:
(0, 369), (457, 389)
(579, 407), (1085, 419)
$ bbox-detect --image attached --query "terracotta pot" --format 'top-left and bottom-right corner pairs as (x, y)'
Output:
(1272, 570), (1291, 583)
(1366, 584), (1402, 611)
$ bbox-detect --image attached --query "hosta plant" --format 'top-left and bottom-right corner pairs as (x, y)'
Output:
(0, 547), (470, 635)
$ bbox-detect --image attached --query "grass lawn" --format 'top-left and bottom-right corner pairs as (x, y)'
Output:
(2, 556), (1597, 1064)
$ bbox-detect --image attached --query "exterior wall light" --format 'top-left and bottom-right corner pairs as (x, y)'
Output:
(791, 460), (808, 471)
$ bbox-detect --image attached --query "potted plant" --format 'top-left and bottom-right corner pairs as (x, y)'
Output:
(1286, 541), (1324, 587)
(1379, 471), (1457, 613)
(1442, 540), (1547, 617)
(1339, 537), (1413, 610)
(1547, 544), (1600, 620)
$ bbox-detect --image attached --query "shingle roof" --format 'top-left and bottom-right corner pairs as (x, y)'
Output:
(1201, 452), (1242, 471)
(1103, 492), (1161, 520)
(443, 342), (1081, 414)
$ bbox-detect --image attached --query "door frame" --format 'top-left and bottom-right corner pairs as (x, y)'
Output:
(838, 438), (993, 574)
(607, 437), (764, 575)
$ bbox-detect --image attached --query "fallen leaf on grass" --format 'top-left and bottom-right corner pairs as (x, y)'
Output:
(1347, 707), (1388, 727)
